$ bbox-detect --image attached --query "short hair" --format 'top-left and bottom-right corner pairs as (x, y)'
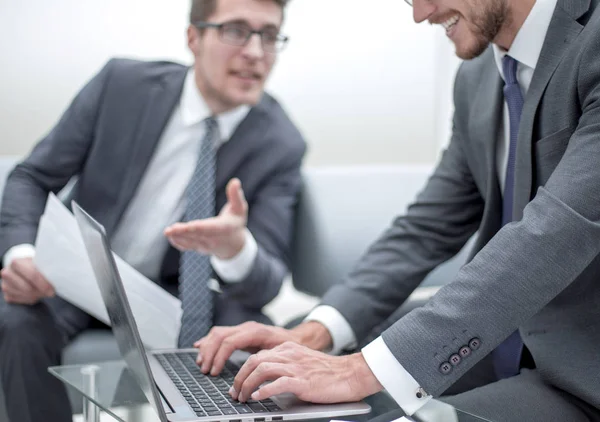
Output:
(190, 0), (289, 24)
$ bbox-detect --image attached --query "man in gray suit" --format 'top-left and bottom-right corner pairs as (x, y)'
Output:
(195, 0), (600, 421)
(0, 0), (305, 421)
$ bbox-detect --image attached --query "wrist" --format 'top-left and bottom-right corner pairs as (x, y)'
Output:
(291, 321), (333, 351)
(349, 352), (384, 397)
(215, 229), (246, 260)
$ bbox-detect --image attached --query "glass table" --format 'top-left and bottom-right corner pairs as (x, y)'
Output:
(49, 361), (492, 422)
(50, 360), (157, 422)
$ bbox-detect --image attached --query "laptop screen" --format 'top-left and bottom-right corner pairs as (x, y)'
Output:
(73, 202), (168, 422)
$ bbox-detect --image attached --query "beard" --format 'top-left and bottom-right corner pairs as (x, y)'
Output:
(456, 0), (510, 60)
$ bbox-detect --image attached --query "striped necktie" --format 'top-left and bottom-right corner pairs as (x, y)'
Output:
(178, 117), (219, 348)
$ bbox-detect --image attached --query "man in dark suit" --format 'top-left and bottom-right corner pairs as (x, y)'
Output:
(194, 0), (600, 421)
(0, 0), (305, 421)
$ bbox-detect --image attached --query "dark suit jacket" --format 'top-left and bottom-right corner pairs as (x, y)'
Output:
(321, 0), (600, 409)
(0, 58), (306, 326)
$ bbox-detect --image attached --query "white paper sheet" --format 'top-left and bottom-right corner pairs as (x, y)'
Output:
(34, 193), (182, 350)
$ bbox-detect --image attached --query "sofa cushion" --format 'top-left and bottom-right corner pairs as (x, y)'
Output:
(291, 165), (473, 297)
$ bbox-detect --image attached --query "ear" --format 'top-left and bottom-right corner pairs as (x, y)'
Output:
(187, 25), (200, 55)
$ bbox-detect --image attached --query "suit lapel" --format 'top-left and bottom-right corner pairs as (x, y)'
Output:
(214, 99), (267, 195)
(512, 0), (588, 221)
(105, 68), (187, 236)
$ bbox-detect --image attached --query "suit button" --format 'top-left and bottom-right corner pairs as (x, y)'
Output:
(469, 338), (481, 351)
(439, 362), (453, 375)
(449, 354), (461, 366)
(459, 346), (471, 358)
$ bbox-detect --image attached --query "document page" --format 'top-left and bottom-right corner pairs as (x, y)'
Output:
(35, 194), (182, 350)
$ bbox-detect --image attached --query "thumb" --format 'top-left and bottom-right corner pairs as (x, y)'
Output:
(226, 178), (247, 216)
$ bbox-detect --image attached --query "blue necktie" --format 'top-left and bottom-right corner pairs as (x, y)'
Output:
(492, 55), (525, 379)
(178, 117), (218, 348)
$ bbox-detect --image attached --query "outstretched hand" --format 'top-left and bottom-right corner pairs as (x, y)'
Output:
(165, 178), (248, 260)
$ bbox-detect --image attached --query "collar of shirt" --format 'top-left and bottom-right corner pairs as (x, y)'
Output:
(492, 0), (558, 80)
(179, 68), (251, 145)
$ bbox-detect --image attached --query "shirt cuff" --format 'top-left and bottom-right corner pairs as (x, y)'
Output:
(3, 244), (36, 268)
(210, 229), (257, 283)
(362, 337), (432, 416)
(304, 305), (357, 355)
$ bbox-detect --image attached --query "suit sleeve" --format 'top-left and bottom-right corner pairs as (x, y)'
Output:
(378, 40), (600, 396)
(0, 60), (115, 259)
(218, 130), (306, 309)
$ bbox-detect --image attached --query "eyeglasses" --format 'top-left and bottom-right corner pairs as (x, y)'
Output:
(193, 21), (289, 53)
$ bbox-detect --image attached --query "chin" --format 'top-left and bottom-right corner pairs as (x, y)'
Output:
(230, 91), (262, 106)
(455, 47), (476, 60)
(454, 36), (490, 60)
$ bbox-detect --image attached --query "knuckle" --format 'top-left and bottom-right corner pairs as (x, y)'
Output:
(282, 341), (296, 349)
(13, 258), (28, 272)
(208, 327), (222, 338)
(256, 327), (268, 337)
(279, 376), (293, 389)
(256, 362), (271, 375)
(247, 321), (260, 329)
(247, 353), (260, 366)
(4, 270), (15, 281)
(222, 338), (236, 350)
(287, 349), (301, 360)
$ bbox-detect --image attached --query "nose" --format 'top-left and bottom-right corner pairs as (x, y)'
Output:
(242, 33), (265, 60)
(413, 0), (437, 23)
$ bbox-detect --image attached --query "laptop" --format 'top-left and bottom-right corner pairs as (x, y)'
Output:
(72, 202), (371, 422)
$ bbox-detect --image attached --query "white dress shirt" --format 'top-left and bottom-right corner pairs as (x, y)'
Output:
(306, 0), (558, 416)
(5, 69), (258, 285)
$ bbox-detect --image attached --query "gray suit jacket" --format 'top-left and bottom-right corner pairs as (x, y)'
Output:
(0, 58), (306, 326)
(321, 0), (600, 408)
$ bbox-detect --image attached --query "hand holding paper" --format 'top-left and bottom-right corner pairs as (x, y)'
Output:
(1, 257), (55, 305)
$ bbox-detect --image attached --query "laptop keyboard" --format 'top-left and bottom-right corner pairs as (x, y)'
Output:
(155, 352), (282, 418)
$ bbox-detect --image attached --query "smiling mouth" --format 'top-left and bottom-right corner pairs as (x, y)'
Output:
(440, 14), (460, 33)
(231, 71), (262, 81)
